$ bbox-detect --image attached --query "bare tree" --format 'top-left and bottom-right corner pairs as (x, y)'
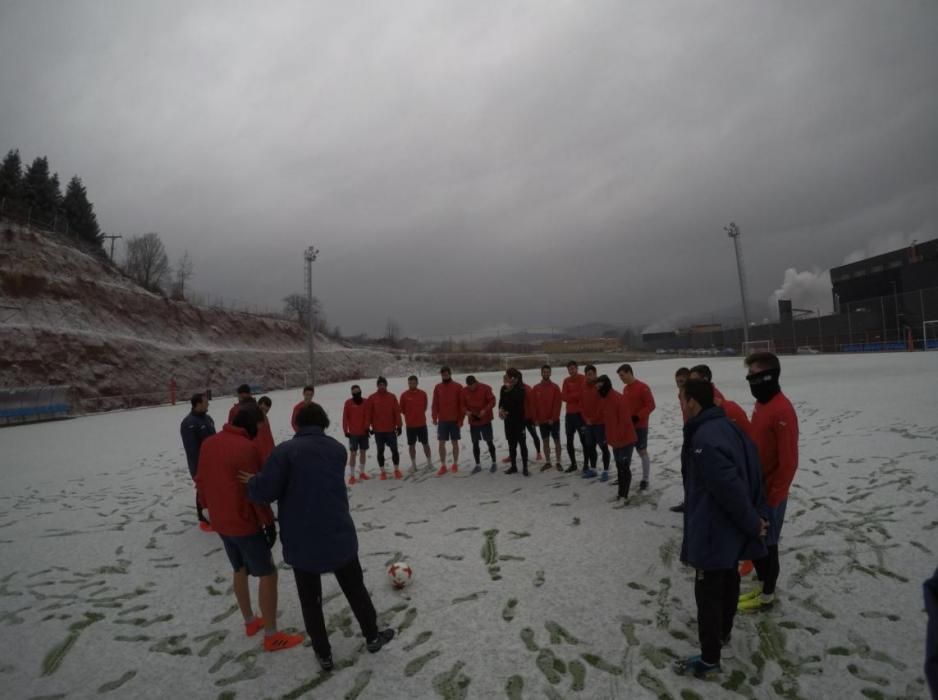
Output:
(171, 250), (194, 300)
(124, 232), (170, 292)
(283, 293), (323, 327)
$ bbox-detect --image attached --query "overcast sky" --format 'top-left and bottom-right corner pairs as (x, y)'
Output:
(1, 0), (936, 337)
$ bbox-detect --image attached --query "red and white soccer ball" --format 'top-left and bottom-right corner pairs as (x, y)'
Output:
(387, 561), (413, 589)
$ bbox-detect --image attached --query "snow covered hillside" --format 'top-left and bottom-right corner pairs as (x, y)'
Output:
(0, 354), (935, 699)
(0, 219), (419, 406)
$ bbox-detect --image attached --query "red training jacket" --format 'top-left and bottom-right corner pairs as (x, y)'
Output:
(290, 400), (309, 433)
(343, 398), (371, 436)
(399, 388), (428, 428)
(531, 380), (562, 424)
(462, 383), (495, 426)
(561, 374), (586, 414)
(523, 384), (538, 423)
(749, 392), (799, 508)
(256, 418), (275, 461)
(599, 389), (638, 448)
(711, 384), (726, 403)
(623, 379), (656, 429)
(719, 398), (752, 438)
(195, 424), (274, 537)
(581, 382), (601, 425)
(368, 390), (402, 432)
(432, 381), (464, 424)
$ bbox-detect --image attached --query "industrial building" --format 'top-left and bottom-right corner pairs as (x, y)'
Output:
(643, 238), (938, 353)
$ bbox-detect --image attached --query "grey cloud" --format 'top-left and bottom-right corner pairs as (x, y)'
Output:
(1, 0), (936, 337)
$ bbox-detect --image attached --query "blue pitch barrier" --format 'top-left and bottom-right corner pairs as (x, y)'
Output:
(840, 341), (909, 353)
(0, 386), (73, 425)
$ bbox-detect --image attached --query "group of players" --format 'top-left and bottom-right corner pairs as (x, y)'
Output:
(338, 362), (656, 500)
(180, 352), (800, 679)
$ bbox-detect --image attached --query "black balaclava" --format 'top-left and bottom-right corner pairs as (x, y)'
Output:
(749, 368), (781, 404)
(352, 389), (363, 405)
(596, 375), (612, 398)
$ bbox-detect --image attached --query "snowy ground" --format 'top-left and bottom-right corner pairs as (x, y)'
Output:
(1, 354), (935, 699)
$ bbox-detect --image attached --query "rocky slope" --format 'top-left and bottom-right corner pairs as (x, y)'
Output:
(0, 219), (421, 411)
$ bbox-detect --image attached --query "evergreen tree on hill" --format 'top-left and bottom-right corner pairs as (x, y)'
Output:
(0, 149), (23, 203)
(63, 175), (102, 246)
(21, 156), (62, 224)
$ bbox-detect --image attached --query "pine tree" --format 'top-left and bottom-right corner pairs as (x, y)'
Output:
(63, 175), (101, 246)
(0, 149), (23, 204)
(21, 156), (62, 224)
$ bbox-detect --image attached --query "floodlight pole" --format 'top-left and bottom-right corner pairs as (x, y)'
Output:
(724, 222), (751, 346)
(304, 246), (319, 384)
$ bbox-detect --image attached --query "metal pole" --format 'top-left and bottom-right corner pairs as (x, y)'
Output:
(817, 309), (822, 352)
(304, 246), (319, 384)
(724, 223), (751, 346)
(891, 282), (900, 340)
(846, 303), (852, 347)
(879, 296), (887, 345)
(921, 289), (926, 350)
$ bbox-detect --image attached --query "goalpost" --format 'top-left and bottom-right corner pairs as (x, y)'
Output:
(741, 339), (775, 356)
(923, 320), (938, 350)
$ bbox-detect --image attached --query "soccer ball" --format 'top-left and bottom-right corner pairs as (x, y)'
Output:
(387, 561), (413, 589)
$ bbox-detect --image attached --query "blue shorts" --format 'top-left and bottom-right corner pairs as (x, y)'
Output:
(220, 532), (275, 577)
(634, 427), (649, 451)
(374, 431), (397, 450)
(406, 426), (429, 446)
(589, 424), (607, 446)
(348, 434), (369, 451)
(538, 421), (560, 440)
(470, 423), (494, 443)
(437, 421), (461, 441)
(765, 499), (788, 547)
(565, 412), (584, 437)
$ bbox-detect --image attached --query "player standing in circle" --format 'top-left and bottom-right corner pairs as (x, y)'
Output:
(197, 405), (303, 652)
(228, 383), (254, 423)
(462, 375), (498, 474)
(560, 361), (587, 473)
(432, 366), (464, 476)
(594, 375), (637, 499)
(256, 396), (276, 462)
(400, 375), (432, 473)
(367, 377), (403, 481)
(342, 385), (371, 485)
(180, 392), (216, 531)
(580, 365), (610, 479)
(523, 380), (543, 462)
(671, 367), (691, 513)
(291, 386), (315, 433)
(617, 364), (656, 491)
(499, 368), (529, 476)
(532, 365), (563, 471)
(738, 352), (800, 613)
(689, 365), (751, 436)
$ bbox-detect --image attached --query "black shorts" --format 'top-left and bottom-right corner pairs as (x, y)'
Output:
(374, 431), (398, 450)
(470, 423), (494, 442)
(348, 434), (369, 451)
(406, 426), (429, 446)
(220, 532), (275, 577)
(538, 421), (560, 440)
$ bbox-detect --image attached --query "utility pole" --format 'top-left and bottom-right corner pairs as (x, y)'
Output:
(304, 246), (319, 385)
(101, 234), (122, 261)
(724, 222), (751, 345)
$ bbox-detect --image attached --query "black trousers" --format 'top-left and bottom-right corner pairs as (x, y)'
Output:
(376, 436), (400, 468)
(565, 413), (585, 466)
(525, 422), (541, 453)
(613, 445), (634, 498)
(695, 568), (740, 664)
(293, 558), (378, 658)
(752, 545), (780, 595)
(471, 438), (496, 465)
(506, 424), (528, 469)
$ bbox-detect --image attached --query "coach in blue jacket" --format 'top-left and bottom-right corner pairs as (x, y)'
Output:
(675, 379), (768, 679)
(240, 403), (394, 670)
(180, 393), (215, 527)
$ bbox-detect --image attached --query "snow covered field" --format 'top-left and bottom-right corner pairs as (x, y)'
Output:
(1, 354), (935, 699)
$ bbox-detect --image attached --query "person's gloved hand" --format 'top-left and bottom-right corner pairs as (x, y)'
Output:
(631, 415), (640, 425)
(345, 432), (351, 438)
(368, 429), (375, 436)
(396, 426), (402, 436)
(263, 524), (277, 548)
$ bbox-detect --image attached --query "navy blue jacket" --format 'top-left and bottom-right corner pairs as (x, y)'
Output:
(246, 426), (358, 574)
(680, 406), (767, 571)
(180, 411), (216, 477)
(925, 567), (938, 698)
